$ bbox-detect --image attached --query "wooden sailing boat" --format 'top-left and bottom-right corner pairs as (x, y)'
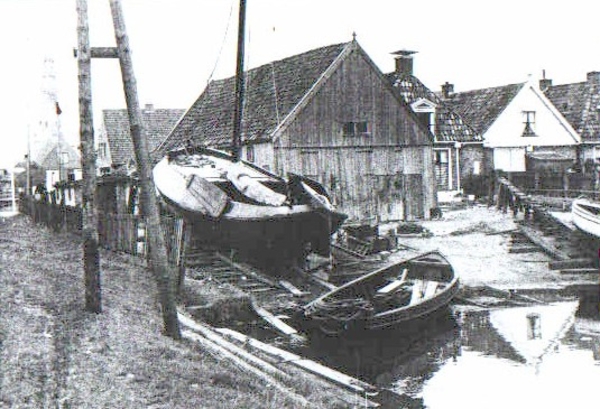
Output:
(152, 0), (346, 270)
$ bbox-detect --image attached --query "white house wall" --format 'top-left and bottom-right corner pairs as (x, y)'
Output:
(483, 83), (579, 149)
(493, 147), (526, 172)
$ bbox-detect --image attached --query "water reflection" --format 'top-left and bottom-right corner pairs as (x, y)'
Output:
(298, 291), (600, 408)
(422, 298), (600, 409)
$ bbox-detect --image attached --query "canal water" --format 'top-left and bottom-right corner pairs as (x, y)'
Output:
(293, 291), (600, 409)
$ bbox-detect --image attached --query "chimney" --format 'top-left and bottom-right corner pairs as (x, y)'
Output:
(144, 103), (154, 111)
(392, 49), (417, 76)
(587, 71), (600, 85)
(441, 81), (454, 99)
(539, 69), (552, 91)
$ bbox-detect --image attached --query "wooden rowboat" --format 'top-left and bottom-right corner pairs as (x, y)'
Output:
(303, 250), (459, 335)
(572, 197), (600, 239)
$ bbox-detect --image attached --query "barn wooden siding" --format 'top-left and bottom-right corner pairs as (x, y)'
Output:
(271, 46), (435, 221)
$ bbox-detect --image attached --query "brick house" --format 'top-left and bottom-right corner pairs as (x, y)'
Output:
(385, 50), (483, 201)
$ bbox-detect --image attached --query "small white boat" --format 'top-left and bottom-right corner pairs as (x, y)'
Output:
(571, 197), (600, 238)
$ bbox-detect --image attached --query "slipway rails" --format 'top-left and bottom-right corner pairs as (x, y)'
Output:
(493, 177), (599, 290)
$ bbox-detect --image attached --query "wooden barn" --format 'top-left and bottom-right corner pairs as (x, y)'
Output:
(156, 39), (436, 222)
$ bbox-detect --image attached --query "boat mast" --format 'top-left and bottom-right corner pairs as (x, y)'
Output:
(232, 0), (247, 162)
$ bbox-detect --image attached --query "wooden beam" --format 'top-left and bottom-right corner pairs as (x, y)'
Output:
(252, 303), (306, 342)
(109, 0), (180, 340)
(73, 47), (119, 59)
(517, 224), (570, 260)
(559, 268), (598, 274)
(508, 245), (541, 254)
(549, 258), (595, 270)
(215, 327), (380, 401)
(279, 280), (309, 296)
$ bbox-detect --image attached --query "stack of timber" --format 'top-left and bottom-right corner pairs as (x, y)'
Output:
(178, 312), (383, 408)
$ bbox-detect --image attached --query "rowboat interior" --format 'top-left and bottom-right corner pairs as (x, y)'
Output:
(304, 252), (458, 334)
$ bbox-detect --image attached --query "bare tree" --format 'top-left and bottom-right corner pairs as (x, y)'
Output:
(109, 0), (181, 339)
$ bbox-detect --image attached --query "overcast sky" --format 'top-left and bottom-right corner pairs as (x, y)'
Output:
(1, 0), (599, 168)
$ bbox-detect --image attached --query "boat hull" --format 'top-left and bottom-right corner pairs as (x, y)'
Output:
(182, 204), (338, 271)
(153, 147), (346, 271)
(304, 251), (460, 334)
(572, 198), (600, 239)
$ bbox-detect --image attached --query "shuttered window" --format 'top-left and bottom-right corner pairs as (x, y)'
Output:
(343, 121), (370, 137)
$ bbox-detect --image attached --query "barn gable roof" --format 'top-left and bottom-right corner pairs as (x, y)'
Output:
(156, 42), (355, 156)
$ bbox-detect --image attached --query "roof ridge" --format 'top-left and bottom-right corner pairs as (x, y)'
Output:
(209, 41), (352, 84)
(452, 82), (525, 96)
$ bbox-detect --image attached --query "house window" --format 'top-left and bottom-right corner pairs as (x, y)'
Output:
(473, 160), (481, 176)
(435, 150), (448, 165)
(522, 111), (537, 137)
(343, 121), (369, 137)
(416, 112), (432, 131)
(246, 145), (255, 162)
(98, 142), (108, 159)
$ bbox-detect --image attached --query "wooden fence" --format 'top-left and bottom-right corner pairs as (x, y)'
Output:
(19, 195), (186, 268)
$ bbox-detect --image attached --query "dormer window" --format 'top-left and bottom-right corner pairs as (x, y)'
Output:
(410, 98), (436, 135)
(522, 110), (537, 137)
(343, 121), (370, 137)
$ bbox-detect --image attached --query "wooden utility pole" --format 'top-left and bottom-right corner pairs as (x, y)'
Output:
(76, 0), (101, 313)
(231, 0), (247, 161)
(109, 0), (181, 339)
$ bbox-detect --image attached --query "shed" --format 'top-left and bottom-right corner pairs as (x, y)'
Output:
(157, 39), (436, 222)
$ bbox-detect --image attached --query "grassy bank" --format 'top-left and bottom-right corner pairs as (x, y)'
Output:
(0, 215), (358, 408)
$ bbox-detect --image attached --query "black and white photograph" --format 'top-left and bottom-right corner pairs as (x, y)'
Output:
(1, 1), (599, 408)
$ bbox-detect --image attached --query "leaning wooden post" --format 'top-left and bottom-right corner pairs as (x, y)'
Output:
(109, 0), (181, 339)
(76, 0), (102, 313)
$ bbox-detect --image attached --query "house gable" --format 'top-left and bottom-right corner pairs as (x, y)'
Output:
(483, 80), (579, 148)
(103, 107), (185, 170)
(450, 83), (523, 136)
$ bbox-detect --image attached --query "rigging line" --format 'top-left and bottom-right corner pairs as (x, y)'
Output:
(206, 0), (236, 86)
(169, 0), (233, 154)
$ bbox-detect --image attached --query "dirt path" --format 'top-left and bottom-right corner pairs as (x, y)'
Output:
(391, 205), (597, 290)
